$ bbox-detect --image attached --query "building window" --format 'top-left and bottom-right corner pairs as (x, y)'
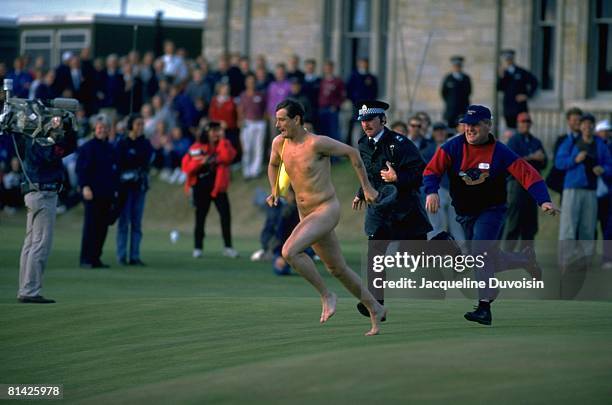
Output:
(57, 29), (90, 61)
(21, 28), (89, 68)
(591, 0), (612, 92)
(342, 0), (371, 77)
(338, 0), (388, 91)
(532, 0), (556, 91)
(21, 30), (53, 68)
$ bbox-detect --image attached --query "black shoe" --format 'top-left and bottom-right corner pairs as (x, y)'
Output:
(80, 262), (94, 269)
(357, 299), (386, 322)
(18, 295), (55, 304)
(464, 301), (492, 325)
(92, 261), (110, 269)
(118, 258), (129, 266)
(129, 259), (146, 266)
(522, 246), (542, 281)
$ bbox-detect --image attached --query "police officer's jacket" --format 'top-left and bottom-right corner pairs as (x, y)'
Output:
(357, 127), (432, 238)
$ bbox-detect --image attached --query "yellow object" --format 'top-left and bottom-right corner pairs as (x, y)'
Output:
(275, 140), (291, 197)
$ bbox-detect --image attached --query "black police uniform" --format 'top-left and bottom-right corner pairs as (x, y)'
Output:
(357, 127), (432, 302)
(497, 65), (538, 128)
(441, 72), (472, 128)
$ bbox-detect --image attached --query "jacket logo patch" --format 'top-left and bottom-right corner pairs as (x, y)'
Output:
(478, 163), (490, 169)
(459, 168), (489, 186)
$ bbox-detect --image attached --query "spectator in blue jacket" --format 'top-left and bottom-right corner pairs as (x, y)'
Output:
(7, 57), (33, 99)
(555, 113), (612, 266)
(115, 114), (153, 266)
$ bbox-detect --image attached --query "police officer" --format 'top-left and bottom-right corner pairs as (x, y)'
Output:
(441, 55), (472, 129)
(352, 100), (432, 317)
(76, 114), (119, 268)
(497, 49), (538, 129)
(16, 113), (77, 303)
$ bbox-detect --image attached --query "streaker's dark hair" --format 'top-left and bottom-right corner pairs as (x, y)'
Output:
(275, 99), (305, 125)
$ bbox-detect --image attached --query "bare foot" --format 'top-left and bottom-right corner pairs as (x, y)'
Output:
(320, 292), (337, 323)
(365, 303), (387, 336)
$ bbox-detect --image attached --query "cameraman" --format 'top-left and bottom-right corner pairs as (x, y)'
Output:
(115, 114), (153, 266)
(15, 110), (77, 303)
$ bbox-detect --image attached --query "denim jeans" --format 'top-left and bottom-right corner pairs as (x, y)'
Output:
(318, 107), (340, 141)
(117, 189), (147, 261)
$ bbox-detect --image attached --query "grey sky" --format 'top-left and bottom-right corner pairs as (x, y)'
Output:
(2, 0), (206, 20)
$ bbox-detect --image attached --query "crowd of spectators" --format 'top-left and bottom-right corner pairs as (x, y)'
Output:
(0, 41), (381, 214)
(1, 41), (612, 275)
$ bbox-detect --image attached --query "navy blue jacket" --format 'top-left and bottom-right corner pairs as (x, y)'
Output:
(16, 127), (77, 185)
(506, 132), (548, 172)
(100, 70), (125, 109)
(76, 137), (119, 198)
(497, 65), (538, 117)
(441, 72), (472, 124)
(346, 71), (378, 104)
(115, 135), (154, 191)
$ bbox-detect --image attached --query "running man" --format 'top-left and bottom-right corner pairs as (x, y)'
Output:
(267, 99), (387, 336)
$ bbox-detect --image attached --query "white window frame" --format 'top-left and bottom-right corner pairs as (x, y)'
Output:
(56, 28), (91, 58)
(21, 29), (54, 65)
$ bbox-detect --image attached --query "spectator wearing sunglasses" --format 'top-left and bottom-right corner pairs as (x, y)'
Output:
(406, 115), (436, 163)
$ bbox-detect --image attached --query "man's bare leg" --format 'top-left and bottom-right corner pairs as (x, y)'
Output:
(312, 228), (387, 336)
(281, 202), (339, 323)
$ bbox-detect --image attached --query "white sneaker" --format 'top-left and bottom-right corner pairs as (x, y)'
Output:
(193, 249), (203, 258)
(223, 247), (240, 258)
(250, 249), (265, 261)
(602, 261), (612, 270)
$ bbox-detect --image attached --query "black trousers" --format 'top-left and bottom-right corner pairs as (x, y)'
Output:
(80, 197), (112, 265)
(194, 191), (232, 250)
(502, 180), (538, 251)
(366, 232), (428, 301)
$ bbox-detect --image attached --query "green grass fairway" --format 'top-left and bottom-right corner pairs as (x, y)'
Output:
(1, 169), (611, 404)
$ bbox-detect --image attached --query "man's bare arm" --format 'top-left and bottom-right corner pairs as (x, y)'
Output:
(315, 136), (378, 203)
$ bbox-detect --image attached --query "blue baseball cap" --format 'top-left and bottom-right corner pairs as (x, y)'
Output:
(460, 105), (492, 125)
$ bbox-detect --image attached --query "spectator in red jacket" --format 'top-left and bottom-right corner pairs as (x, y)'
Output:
(209, 82), (240, 162)
(181, 122), (239, 259)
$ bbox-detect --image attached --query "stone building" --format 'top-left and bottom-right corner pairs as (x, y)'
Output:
(204, 0), (611, 147)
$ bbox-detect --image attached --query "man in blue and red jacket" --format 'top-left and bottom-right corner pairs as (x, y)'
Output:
(423, 105), (559, 325)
